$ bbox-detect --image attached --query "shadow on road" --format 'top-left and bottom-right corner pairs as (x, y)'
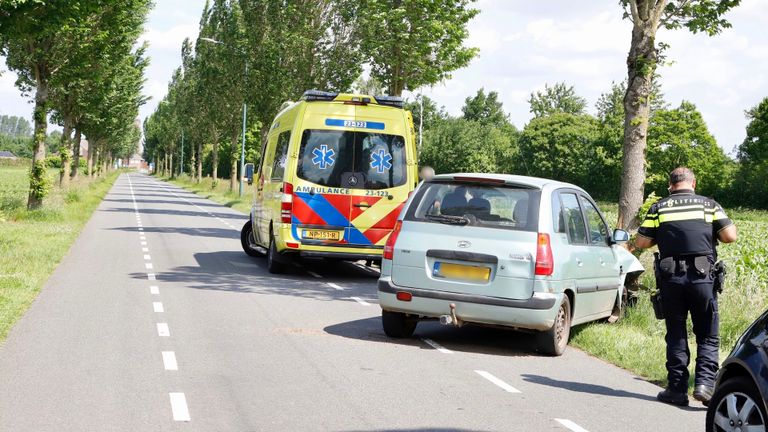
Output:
(103, 198), (225, 208)
(324, 316), (539, 358)
(341, 429), (489, 432)
(112, 226), (239, 240)
(103, 205), (245, 220)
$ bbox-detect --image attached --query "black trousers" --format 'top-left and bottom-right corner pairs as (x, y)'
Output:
(660, 263), (719, 393)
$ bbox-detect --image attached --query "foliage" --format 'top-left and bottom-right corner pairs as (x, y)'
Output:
(0, 134), (33, 158)
(27, 159), (49, 201)
(404, 95), (448, 132)
(734, 97), (768, 208)
(355, 0), (479, 96)
(0, 114), (32, 137)
(420, 118), (516, 174)
(528, 82), (587, 118)
(462, 88), (510, 128)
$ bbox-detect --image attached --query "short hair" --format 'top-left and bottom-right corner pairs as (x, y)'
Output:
(668, 167), (695, 185)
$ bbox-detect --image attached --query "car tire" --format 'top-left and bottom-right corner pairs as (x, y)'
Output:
(240, 221), (265, 257)
(706, 376), (766, 431)
(382, 311), (417, 338)
(537, 295), (571, 356)
(266, 235), (287, 274)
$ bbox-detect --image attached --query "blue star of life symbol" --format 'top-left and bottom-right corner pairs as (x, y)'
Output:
(312, 145), (335, 169)
(370, 149), (392, 174)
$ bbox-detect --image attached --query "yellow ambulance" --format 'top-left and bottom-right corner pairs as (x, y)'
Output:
(240, 90), (419, 273)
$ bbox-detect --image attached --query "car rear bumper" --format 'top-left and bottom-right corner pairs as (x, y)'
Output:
(377, 276), (560, 331)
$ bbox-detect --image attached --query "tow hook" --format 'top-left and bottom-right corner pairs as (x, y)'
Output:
(439, 303), (462, 327)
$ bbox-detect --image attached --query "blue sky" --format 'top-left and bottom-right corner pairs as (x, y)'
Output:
(1, 0), (766, 155)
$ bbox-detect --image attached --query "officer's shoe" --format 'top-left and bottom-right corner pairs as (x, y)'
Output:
(657, 389), (689, 406)
(693, 385), (714, 406)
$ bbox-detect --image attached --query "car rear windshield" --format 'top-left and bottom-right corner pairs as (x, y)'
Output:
(296, 129), (406, 190)
(404, 181), (541, 232)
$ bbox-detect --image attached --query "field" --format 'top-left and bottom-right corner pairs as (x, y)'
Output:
(0, 164), (119, 341)
(572, 204), (768, 389)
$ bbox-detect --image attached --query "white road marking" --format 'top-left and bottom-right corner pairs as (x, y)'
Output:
(350, 296), (372, 306)
(143, 254), (151, 260)
(422, 338), (453, 354)
(162, 351), (178, 371)
(137, 223), (143, 227)
(141, 241), (147, 246)
(138, 228), (143, 231)
(474, 370), (521, 393)
(555, 419), (591, 432)
(147, 273), (156, 281)
(145, 263), (154, 269)
(327, 282), (344, 291)
(150, 285), (159, 294)
(307, 271), (322, 278)
(169, 393), (190, 421)
(157, 323), (170, 337)
(142, 247), (149, 252)
(140, 236), (146, 241)
(153, 302), (164, 313)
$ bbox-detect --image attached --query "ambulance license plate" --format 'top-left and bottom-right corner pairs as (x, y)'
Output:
(302, 229), (342, 241)
(433, 262), (490, 282)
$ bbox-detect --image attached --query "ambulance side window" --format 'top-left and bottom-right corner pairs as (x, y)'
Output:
(271, 131), (290, 180)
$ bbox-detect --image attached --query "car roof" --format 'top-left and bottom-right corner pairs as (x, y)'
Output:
(429, 173), (584, 192)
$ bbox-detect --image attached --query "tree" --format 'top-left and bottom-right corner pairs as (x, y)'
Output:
(617, 0), (741, 229)
(735, 97), (768, 208)
(528, 82), (587, 118)
(462, 88), (510, 128)
(356, 0), (479, 96)
(0, 115), (32, 137)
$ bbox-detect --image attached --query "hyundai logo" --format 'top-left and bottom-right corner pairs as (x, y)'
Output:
(457, 240), (471, 248)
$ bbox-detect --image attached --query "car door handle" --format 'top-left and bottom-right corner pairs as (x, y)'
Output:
(576, 258), (583, 267)
(599, 258), (606, 266)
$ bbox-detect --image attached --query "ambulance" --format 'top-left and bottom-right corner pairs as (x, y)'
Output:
(240, 90), (419, 273)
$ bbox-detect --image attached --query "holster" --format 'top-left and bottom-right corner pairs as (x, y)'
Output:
(651, 252), (664, 320)
(713, 260), (727, 294)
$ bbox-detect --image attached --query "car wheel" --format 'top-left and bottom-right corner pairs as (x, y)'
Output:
(266, 235), (287, 274)
(240, 221), (264, 257)
(706, 376), (766, 432)
(537, 295), (571, 356)
(382, 311), (417, 338)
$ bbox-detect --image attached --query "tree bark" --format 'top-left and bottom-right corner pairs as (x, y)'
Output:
(71, 127), (81, 180)
(212, 132), (219, 187)
(196, 141), (203, 183)
(230, 133), (239, 192)
(169, 153), (174, 179)
(59, 121), (73, 188)
(28, 75), (49, 210)
(88, 143), (95, 179)
(618, 1), (662, 230)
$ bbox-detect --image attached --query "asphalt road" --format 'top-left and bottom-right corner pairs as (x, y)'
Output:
(0, 173), (707, 431)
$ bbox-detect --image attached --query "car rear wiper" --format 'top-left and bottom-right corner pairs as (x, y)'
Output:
(425, 214), (470, 225)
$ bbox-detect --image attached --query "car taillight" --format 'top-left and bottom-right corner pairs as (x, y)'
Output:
(534, 233), (554, 276)
(383, 220), (403, 260)
(281, 182), (293, 224)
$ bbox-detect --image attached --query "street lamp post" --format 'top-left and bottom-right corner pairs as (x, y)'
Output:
(200, 37), (248, 196)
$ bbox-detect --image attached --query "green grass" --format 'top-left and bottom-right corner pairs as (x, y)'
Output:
(573, 202), (767, 389)
(163, 173), (253, 214)
(0, 166), (120, 341)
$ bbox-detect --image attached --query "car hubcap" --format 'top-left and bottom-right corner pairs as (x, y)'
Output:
(713, 392), (765, 432)
(555, 305), (567, 345)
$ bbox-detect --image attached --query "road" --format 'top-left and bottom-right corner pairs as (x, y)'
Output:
(0, 173), (707, 431)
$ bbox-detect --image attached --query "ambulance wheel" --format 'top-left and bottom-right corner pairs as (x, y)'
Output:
(240, 221), (264, 257)
(267, 235), (287, 274)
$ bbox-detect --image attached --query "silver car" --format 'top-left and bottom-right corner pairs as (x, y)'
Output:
(378, 173), (644, 356)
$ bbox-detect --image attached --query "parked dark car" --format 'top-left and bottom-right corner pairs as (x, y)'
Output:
(706, 309), (768, 431)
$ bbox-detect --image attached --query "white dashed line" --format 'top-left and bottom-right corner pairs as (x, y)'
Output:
(141, 241), (147, 246)
(138, 228), (143, 231)
(150, 285), (159, 295)
(422, 338), (453, 354)
(147, 273), (156, 281)
(153, 302), (164, 313)
(140, 236), (146, 241)
(143, 254), (151, 260)
(474, 370), (521, 393)
(307, 271), (322, 278)
(350, 296), (372, 306)
(157, 323), (170, 337)
(555, 419), (590, 432)
(142, 247), (149, 252)
(162, 351), (178, 371)
(327, 282), (344, 291)
(145, 263), (154, 269)
(169, 393), (190, 421)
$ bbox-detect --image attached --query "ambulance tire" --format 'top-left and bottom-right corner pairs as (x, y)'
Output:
(240, 221), (264, 257)
(267, 235), (287, 274)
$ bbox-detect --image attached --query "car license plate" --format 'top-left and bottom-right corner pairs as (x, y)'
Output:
(302, 229), (342, 241)
(433, 262), (490, 282)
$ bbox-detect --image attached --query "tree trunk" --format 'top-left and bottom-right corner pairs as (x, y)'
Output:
(618, 5), (661, 230)
(88, 143), (95, 179)
(212, 134), (219, 188)
(230, 133), (239, 192)
(28, 77), (49, 210)
(71, 128), (81, 180)
(196, 141), (203, 183)
(59, 121), (73, 188)
(169, 153), (174, 179)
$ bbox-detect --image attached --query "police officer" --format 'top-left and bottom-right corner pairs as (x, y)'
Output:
(635, 167), (737, 406)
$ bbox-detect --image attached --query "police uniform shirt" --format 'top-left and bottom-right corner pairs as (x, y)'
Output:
(637, 189), (734, 258)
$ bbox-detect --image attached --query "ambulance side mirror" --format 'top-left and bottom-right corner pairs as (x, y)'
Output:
(244, 163), (255, 185)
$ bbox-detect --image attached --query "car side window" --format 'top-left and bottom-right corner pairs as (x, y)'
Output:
(560, 193), (587, 245)
(580, 196), (610, 246)
(271, 131), (290, 180)
(552, 193), (566, 233)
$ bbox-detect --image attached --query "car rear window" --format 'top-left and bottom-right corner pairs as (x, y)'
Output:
(405, 181), (541, 232)
(296, 129), (406, 190)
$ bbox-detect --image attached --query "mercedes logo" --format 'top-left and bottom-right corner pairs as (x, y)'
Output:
(457, 240), (471, 248)
(348, 176), (358, 186)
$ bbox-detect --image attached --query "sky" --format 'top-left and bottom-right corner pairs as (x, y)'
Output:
(2, 0), (767, 155)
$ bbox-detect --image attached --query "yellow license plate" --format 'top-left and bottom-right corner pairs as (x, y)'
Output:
(302, 229), (342, 241)
(434, 262), (490, 282)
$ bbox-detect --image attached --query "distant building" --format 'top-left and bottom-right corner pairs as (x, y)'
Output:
(0, 151), (18, 159)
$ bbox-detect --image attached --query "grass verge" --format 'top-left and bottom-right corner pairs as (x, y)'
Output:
(0, 166), (121, 341)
